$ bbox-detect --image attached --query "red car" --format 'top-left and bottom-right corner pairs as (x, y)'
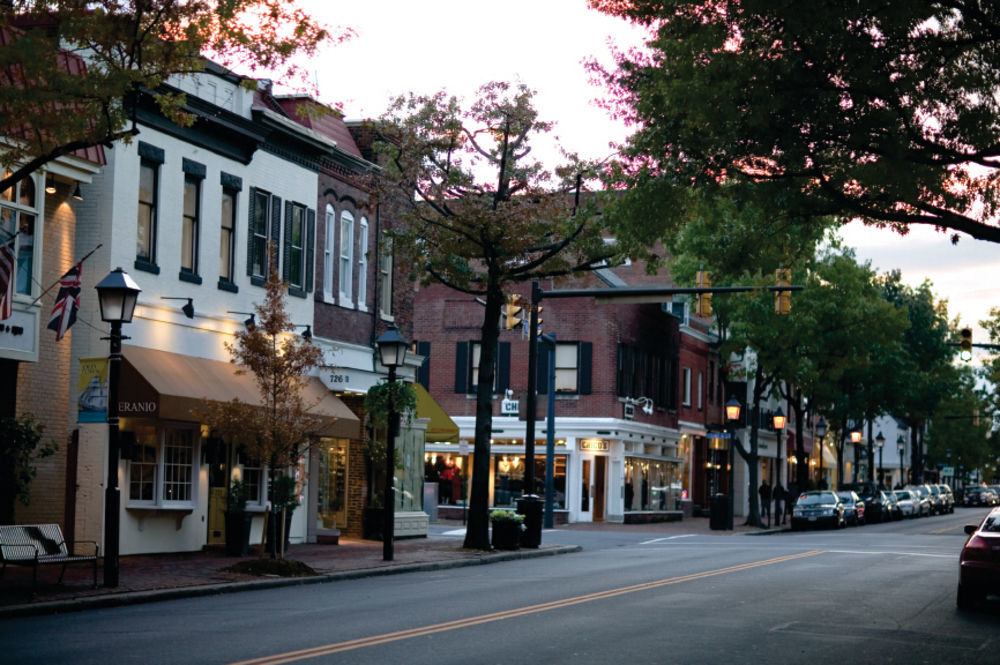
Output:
(957, 506), (1000, 609)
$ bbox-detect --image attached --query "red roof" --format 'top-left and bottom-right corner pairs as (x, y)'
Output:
(276, 97), (363, 159)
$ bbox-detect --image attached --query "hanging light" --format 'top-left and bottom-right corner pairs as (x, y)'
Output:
(772, 408), (786, 431)
(45, 175), (57, 194)
(95, 268), (142, 323)
(725, 396), (742, 422)
(72, 183), (84, 201)
(375, 324), (409, 369)
(851, 430), (862, 444)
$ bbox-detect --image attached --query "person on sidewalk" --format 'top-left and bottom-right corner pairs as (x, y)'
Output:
(773, 482), (786, 525)
(759, 480), (772, 527)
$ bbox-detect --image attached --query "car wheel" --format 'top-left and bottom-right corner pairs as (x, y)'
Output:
(957, 584), (982, 610)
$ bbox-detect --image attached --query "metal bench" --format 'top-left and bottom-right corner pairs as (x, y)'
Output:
(0, 524), (98, 592)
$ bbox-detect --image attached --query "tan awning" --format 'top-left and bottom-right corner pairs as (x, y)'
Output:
(413, 382), (459, 443)
(120, 345), (359, 439)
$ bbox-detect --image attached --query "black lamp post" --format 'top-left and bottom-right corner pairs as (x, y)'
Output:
(897, 435), (906, 486)
(725, 396), (742, 530)
(875, 431), (885, 487)
(773, 408), (786, 484)
(375, 324), (408, 562)
(815, 418), (828, 489)
(95, 267), (141, 588)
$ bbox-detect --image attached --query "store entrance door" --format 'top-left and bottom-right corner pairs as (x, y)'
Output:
(579, 455), (607, 522)
(593, 456), (606, 522)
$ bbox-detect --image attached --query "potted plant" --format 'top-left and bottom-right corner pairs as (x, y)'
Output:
(224, 479), (252, 557)
(490, 510), (525, 551)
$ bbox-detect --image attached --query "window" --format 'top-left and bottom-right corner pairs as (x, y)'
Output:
(555, 343), (580, 392)
(220, 188), (236, 283)
(455, 341), (510, 394)
(181, 175), (200, 276)
(137, 160), (158, 267)
(708, 361), (716, 405)
(127, 424), (198, 508)
(471, 343), (491, 392)
(379, 239), (393, 319)
(0, 169), (39, 297)
(339, 211), (354, 305)
(357, 217), (369, 311)
(698, 371), (703, 410)
(323, 205), (334, 301)
(682, 367), (692, 407)
(286, 203), (306, 289)
(249, 189), (271, 279)
(616, 344), (676, 409)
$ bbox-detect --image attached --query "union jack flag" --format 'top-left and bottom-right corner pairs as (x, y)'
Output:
(48, 262), (82, 341)
(0, 238), (14, 322)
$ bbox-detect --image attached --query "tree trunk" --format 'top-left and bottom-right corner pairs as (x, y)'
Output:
(464, 286), (504, 551)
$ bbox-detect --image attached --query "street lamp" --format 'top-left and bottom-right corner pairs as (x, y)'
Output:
(897, 435), (906, 486)
(94, 267), (141, 588)
(375, 324), (408, 562)
(815, 417), (828, 489)
(725, 396), (742, 530)
(773, 407), (785, 485)
(875, 431), (885, 487)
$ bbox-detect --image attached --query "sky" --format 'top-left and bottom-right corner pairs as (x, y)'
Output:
(295, 0), (999, 363)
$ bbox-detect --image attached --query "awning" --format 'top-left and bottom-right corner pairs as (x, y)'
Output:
(413, 383), (459, 443)
(120, 345), (359, 439)
(786, 432), (814, 456)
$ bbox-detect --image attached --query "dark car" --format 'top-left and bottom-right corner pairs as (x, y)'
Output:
(957, 506), (1000, 609)
(791, 491), (845, 530)
(964, 487), (996, 507)
(836, 490), (866, 526)
(858, 488), (893, 523)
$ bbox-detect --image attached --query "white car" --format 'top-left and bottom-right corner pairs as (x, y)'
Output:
(893, 489), (919, 518)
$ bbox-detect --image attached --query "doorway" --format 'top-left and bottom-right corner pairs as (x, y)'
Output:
(579, 455), (607, 522)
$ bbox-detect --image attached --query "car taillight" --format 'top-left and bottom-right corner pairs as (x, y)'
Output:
(961, 535), (993, 562)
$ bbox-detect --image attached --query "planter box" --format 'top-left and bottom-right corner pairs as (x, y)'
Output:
(224, 512), (253, 557)
(491, 521), (522, 551)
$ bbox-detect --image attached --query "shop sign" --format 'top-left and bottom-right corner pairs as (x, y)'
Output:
(77, 357), (108, 422)
(580, 439), (609, 452)
(500, 397), (519, 416)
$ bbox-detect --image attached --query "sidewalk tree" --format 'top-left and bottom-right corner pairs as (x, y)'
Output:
(0, 413), (56, 524)
(374, 81), (614, 551)
(927, 367), (994, 486)
(591, 1), (1000, 245)
(1, 0), (343, 192)
(202, 268), (323, 559)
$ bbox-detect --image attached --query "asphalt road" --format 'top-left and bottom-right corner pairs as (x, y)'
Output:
(1, 508), (996, 665)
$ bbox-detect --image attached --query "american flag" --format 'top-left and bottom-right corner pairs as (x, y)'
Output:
(0, 239), (14, 322)
(48, 262), (82, 341)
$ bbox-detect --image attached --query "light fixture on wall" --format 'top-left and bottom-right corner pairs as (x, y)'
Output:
(295, 323), (312, 340)
(624, 396), (654, 419)
(161, 296), (194, 319)
(45, 175), (57, 194)
(72, 183), (84, 201)
(227, 311), (256, 330)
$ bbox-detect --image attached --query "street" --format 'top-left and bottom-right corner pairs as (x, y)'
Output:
(1, 509), (997, 665)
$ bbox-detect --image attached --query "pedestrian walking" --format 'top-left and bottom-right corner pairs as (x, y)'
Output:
(773, 482), (786, 525)
(759, 480), (772, 527)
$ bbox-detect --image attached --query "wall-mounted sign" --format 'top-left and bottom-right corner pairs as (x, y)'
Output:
(78, 357), (108, 423)
(580, 439), (609, 452)
(500, 398), (519, 416)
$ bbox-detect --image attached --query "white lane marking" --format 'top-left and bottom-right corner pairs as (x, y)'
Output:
(640, 535), (697, 544)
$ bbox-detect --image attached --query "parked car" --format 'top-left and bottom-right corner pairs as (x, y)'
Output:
(791, 491), (846, 530)
(857, 488), (893, 523)
(907, 485), (933, 516)
(989, 487), (1000, 506)
(884, 490), (903, 520)
(964, 486), (997, 507)
(956, 506), (1000, 609)
(893, 489), (920, 518)
(836, 490), (866, 526)
(935, 484), (955, 513)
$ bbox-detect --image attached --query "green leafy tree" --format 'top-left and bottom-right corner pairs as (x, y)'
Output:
(1, 0), (343, 192)
(202, 267), (323, 559)
(926, 367), (994, 487)
(591, 1), (1000, 245)
(0, 413), (56, 524)
(374, 81), (613, 550)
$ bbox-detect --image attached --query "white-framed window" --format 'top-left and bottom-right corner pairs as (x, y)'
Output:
(127, 424), (198, 508)
(219, 188), (237, 283)
(181, 175), (200, 275)
(249, 188), (272, 279)
(555, 343), (580, 393)
(697, 371), (703, 410)
(357, 217), (368, 312)
(338, 210), (354, 306)
(137, 160), (159, 266)
(471, 342), (498, 393)
(379, 238), (393, 320)
(0, 169), (40, 298)
(323, 204), (334, 302)
(682, 367), (692, 407)
(286, 203), (306, 290)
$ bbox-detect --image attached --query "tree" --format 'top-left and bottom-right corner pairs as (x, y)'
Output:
(202, 267), (322, 559)
(1, 0), (342, 192)
(374, 81), (614, 550)
(0, 413), (56, 524)
(591, 1), (1000, 244)
(926, 367), (994, 487)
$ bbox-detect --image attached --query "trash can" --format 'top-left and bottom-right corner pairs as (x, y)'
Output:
(516, 494), (543, 548)
(710, 493), (730, 530)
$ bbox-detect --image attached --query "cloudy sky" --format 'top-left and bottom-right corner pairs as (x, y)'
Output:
(297, 0), (999, 361)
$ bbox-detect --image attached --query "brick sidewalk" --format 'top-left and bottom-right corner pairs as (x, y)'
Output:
(0, 516), (781, 617)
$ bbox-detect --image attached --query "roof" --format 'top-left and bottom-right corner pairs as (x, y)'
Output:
(276, 97), (363, 159)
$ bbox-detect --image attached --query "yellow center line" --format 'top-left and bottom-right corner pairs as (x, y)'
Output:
(228, 549), (824, 665)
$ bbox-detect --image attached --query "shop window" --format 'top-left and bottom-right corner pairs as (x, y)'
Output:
(491, 454), (567, 509)
(317, 439), (348, 529)
(625, 458), (679, 512)
(126, 424), (198, 508)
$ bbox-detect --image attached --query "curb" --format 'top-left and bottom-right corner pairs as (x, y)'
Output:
(0, 544), (581, 620)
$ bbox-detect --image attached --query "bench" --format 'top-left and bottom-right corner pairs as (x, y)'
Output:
(0, 524), (98, 592)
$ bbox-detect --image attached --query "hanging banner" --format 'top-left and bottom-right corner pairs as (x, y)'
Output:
(77, 357), (108, 422)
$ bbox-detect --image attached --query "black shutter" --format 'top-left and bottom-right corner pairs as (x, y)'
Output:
(270, 196), (282, 274)
(536, 341), (549, 395)
(454, 342), (468, 393)
(497, 342), (510, 393)
(306, 208), (315, 293)
(282, 201), (293, 282)
(578, 342), (592, 394)
(416, 341), (430, 389)
(246, 187), (257, 276)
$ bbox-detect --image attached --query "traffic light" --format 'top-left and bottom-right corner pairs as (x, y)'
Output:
(505, 295), (523, 330)
(959, 327), (972, 361)
(774, 268), (791, 315)
(695, 270), (712, 317)
(535, 305), (543, 336)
